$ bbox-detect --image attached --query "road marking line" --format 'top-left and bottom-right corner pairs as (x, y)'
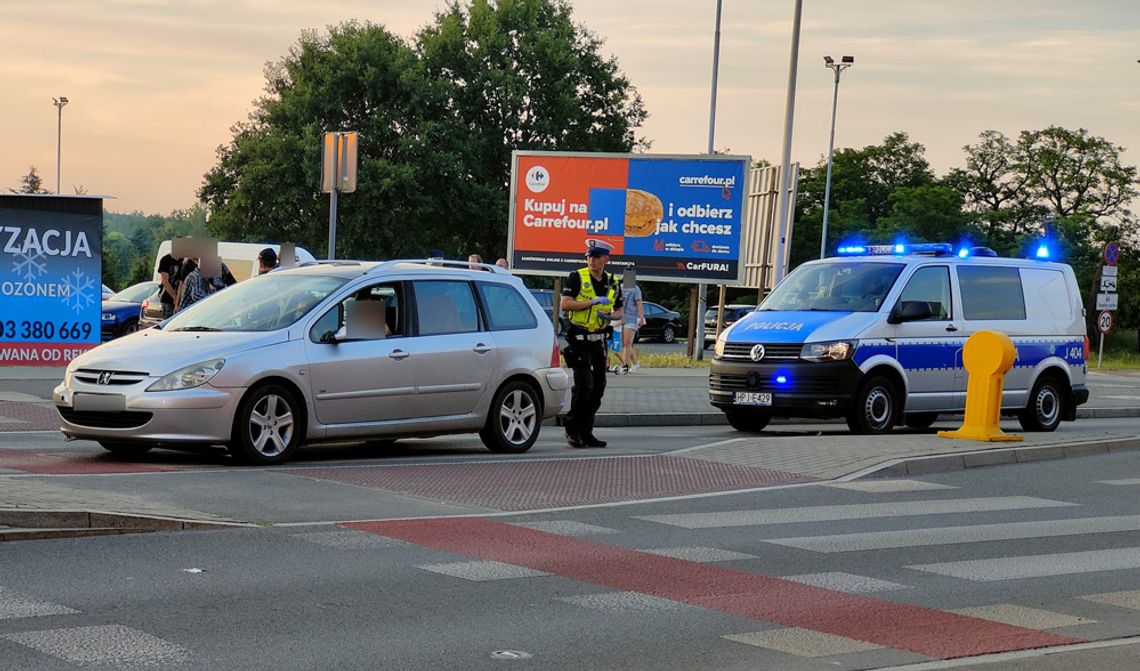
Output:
(1, 625), (190, 666)
(1100, 478), (1140, 486)
(417, 560), (550, 581)
(781, 572), (909, 593)
(637, 496), (1076, 528)
(639, 546), (757, 562)
(292, 529), (410, 549)
(512, 521), (620, 536)
(557, 591), (688, 614)
(869, 635), (1140, 670)
(765, 514), (1140, 553)
(345, 517), (1081, 658)
(908, 546), (1140, 581)
(1080, 590), (1140, 611)
(0, 587), (78, 620)
(723, 627), (883, 657)
(824, 479), (958, 493)
(950, 604), (1094, 629)
(664, 438), (749, 456)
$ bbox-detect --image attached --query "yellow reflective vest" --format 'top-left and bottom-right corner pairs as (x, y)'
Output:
(569, 267), (618, 332)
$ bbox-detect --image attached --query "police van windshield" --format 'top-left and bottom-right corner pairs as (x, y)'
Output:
(761, 262), (904, 312)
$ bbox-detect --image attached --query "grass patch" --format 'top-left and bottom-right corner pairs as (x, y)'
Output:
(1093, 351), (1140, 370)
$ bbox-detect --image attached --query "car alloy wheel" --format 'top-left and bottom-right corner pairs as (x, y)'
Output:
(230, 384), (302, 464)
(481, 380), (541, 453)
(662, 325), (676, 343)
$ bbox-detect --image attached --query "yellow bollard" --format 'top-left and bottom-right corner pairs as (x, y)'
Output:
(938, 330), (1023, 442)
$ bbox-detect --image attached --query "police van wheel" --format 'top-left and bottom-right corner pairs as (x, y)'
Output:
(904, 413), (938, 430)
(847, 376), (898, 435)
(1019, 376), (1064, 432)
(725, 410), (771, 433)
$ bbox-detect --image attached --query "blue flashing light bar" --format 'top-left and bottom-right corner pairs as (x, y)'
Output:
(836, 243), (953, 257)
(1035, 244), (1051, 260)
(957, 247), (970, 259)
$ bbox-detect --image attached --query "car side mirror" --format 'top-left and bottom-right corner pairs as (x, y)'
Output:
(889, 301), (934, 324)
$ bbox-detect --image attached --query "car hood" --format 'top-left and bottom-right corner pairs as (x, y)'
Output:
(72, 329), (288, 374)
(725, 310), (879, 344)
(102, 301), (140, 314)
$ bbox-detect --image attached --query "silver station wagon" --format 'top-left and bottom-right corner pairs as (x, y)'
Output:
(55, 260), (570, 464)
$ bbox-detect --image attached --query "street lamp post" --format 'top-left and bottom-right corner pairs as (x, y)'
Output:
(820, 56), (853, 258)
(52, 96), (69, 194)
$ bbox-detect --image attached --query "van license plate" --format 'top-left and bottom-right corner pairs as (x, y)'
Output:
(733, 392), (772, 406)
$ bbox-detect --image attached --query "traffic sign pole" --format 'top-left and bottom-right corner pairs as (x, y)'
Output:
(1099, 332), (1104, 370)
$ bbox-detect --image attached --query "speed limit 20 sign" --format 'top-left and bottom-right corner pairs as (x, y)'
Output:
(1098, 310), (1114, 334)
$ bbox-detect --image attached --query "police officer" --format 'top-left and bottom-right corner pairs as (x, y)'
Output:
(560, 238), (623, 448)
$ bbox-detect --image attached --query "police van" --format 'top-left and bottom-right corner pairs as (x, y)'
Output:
(709, 243), (1089, 434)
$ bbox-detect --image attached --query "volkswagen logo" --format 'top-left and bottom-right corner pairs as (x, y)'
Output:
(749, 344), (766, 362)
(97, 372), (113, 385)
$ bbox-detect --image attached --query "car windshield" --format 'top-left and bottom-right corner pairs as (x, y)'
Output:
(761, 262), (904, 312)
(108, 282), (156, 304)
(162, 274), (347, 332)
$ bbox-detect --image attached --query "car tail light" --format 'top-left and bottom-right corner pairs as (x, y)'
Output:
(1084, 336), (1090, 362)
(551, 335), (562, 367)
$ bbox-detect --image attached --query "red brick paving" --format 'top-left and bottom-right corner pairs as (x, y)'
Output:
(296, 455), (817, 511)
(0, 448), (177, 474)
(0, 402), (60, 432)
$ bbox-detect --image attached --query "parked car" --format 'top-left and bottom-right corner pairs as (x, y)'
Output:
(635, 302), (683, 343)
(528, 288), (568, 335)
(101, 284), (115, 301)
(56, 260), (570, 465)
(703, 304), (756, 348)
(138, 285), (167, 330)
(101, 281), (159, 341)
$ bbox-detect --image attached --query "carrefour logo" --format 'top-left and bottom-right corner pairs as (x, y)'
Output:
(525, 165), (550, 193)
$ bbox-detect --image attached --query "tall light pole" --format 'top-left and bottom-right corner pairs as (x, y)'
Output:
(52, 96), (69, 194)
(820, 56), (853, 258)
(693, 0), (724, 361)
(773, 0), (803, 285)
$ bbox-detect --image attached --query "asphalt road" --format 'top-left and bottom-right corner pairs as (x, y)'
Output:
(5, 420), (1140, 669)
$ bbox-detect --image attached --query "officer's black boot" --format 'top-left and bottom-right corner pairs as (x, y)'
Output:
(581, 426), (607, 448)
(564, 421), (585, 448)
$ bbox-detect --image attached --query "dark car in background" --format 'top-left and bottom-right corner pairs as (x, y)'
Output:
(635, 301), (683, 343)
(703, 303), (756, 348)
(529, 288), (568, 335)
(101, 281), (159, 341)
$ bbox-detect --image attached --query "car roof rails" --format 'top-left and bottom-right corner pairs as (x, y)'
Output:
(366, 259), (511, 275)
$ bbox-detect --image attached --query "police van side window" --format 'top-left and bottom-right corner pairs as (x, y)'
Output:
(1021, 268), (1072, 320)
(898, 266), (951, 320)
(958, 266), (1026, 320)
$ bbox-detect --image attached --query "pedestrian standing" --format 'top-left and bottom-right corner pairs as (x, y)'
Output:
(157, 248), (183, 318)
(618, 268), (645, 373)
(257, 248), (279, 275)
(560, 238), (623, 448)
(495, 258), (509, 269)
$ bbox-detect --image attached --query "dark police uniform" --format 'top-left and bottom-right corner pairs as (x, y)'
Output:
(561, 241), (623, 448)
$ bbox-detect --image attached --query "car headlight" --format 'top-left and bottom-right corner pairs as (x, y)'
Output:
(713, 324), (733, 358)
(800, 341), (856, 362)
(146, 359), (225, 392)
(102, 313), (114, 321)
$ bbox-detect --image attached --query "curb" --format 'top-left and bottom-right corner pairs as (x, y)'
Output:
(854, 435), (1140, 480)
(0, 509), (248, 542)
(580, 406), (1140, 428)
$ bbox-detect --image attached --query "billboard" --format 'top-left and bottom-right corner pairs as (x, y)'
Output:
(0, 195), (102, 366)
(508, 151), (750, 283)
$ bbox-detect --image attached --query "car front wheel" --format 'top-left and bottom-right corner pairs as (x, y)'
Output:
(1019, 376), (1065, 432)
(480, 381), (541, 453)
(662, 325), (676, 343)
(847, 375), (899, 434)
(725, 410), (770, 433)
(228, 384), (303, 465)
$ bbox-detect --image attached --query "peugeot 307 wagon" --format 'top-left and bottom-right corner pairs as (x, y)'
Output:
(55, 260), (570, 464)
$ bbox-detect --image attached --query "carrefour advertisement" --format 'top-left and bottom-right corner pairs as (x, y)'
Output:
(508, 151), (749, 283)
(0, 196), (102, 366)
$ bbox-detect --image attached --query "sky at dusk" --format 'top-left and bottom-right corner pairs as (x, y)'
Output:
(2, 0), (1138, 215)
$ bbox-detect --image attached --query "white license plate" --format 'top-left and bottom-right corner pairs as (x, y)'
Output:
(733, 392), (772, 406)
(73, 393), (126, 412)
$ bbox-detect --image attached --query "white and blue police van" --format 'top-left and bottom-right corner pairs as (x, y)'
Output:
(709, 243), (1089, 435)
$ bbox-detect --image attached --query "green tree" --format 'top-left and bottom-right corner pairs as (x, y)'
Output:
(875, 184), (975, 243)
(199, 2), (646, 261)
(1019, 126), (1137, 224)
(12, 166), (49, 194)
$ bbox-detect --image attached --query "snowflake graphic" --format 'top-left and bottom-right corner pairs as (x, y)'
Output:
(62, 269), (97, 314)
(12, 250), (47, 283)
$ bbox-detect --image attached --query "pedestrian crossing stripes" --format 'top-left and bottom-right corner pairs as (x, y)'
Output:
(0, 587), (77, 620)
(2, 625), (190, 666)
(763, 514), (1140, 553)
(908, 546), (1140, 581)
(636, 496), (1076, 528)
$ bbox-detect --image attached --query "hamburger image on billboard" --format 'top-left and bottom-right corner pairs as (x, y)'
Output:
(623, 189), (663, 237)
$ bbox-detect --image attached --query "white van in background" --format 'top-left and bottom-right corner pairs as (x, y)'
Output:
(151, 241), (317, 283)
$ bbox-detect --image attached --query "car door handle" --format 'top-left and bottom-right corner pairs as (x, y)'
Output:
(473, 343), (492, 354)
(389, 349), (410, 361)
(946, 324), (959, 332)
